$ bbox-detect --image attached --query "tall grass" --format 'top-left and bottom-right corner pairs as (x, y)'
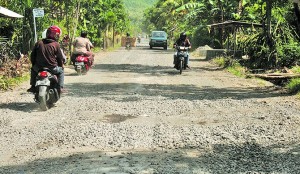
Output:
(0, 74), (30, 90)
(212, 57), (246, 77)
(286, 78), (300, 94)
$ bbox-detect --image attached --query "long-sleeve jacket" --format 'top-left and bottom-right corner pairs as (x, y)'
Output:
(174, 38), (191, 47)
(30, 38), (64, 69)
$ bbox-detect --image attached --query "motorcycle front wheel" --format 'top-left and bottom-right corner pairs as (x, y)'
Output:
(38, 86), (49, 111)
(179, 60), (183, 74)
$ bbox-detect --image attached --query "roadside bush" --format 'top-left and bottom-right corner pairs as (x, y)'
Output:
(286, 78), (300, 94)
(212, 57), (230, 68)
(0, 55), (31, 90)
(212, 57), (246, 77)
(240, 22), (300, 69)
(291, 66), (300, 74)
(227, 60), (246, 78)
(0, 75), (29, 90)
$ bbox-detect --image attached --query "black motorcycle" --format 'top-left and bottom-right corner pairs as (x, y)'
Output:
(174, 46), (189, 74)
(34, 68), (61, 111)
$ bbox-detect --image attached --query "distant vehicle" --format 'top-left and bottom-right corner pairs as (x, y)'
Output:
(73, 54), (92, 75)
(149, 31), (167, 50)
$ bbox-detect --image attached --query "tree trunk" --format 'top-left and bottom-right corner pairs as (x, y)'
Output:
(217, 0), (224, 49)
(66, 0), (72, 57)
(266, 0), (272, 41)
(266, 0), (276, 67)
(238, 0), (243, 15)
(104, 24), (109, 50)
(23, 8), (34, 54)
(113, 24), (115, 48)
(71, 1), (81, 49)
(293, 0), (300, 29)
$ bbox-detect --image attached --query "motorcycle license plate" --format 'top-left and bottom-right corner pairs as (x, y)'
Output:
(36, 78), (50, 86)
(75, 62), (84, 65)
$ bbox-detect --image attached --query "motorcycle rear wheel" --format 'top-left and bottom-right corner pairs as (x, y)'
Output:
(38, 86), (49, 111)
(76, 65), (86, 75)
(76, 68), (82, 75)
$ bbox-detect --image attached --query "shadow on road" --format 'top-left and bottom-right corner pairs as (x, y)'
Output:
(64, 82), (287, 101)
(0, 142), (298, 173)
(92, 64), (179, 76)
(0, 102), (38, 113)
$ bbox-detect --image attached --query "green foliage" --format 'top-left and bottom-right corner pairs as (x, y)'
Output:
(212, 57), (230, 67)
(240, 4), (300, 69)
(286, 78), (300, 94)
(291, 66), (300, 74)
(0, 74), (30, 90)
(212, 56), (246, 77)
(145, 0), (300, 69)
(227, 64), (246, 78)
(123, 0), (157, 35)
(0, 0), (130, 53)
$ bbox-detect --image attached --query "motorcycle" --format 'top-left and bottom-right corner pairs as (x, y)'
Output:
(125, 37), (131, 50)
(174, 46), (189, 74)
(137, 36), (141, 43)
(34, 68), (61, 111)
(125, 42), (131, 50)
(73, 54), (91, 75)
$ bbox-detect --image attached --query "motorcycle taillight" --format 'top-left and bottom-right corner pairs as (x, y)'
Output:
(39, 71), (48, 78)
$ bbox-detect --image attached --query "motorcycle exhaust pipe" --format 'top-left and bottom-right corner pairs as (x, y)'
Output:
(49, 89), (54, 94)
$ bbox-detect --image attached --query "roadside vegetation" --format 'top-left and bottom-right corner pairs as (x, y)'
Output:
(2, 0), (300, 94)
(212, 57), (246, 78)
(123, 0), (157, 35)
(0, 55), (31, 91)
(0, 0), (131, 90)
(144, 0), (300, 94)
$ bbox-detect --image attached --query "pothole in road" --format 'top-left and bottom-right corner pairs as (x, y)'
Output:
(197, 120), (220, 125)
(102, 114), (137, 123)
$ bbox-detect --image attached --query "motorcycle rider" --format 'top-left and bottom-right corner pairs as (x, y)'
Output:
(125, 32), (131, 48)
(71, 31), (94, 66)
(173, 32), (192, 69)
(27, 25), (65, 93)
(137, 34), (141, 43)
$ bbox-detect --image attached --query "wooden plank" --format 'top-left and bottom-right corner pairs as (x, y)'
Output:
(248, 73), (300, 80)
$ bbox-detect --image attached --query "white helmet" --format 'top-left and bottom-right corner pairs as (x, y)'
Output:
(42, 29), (47, 38)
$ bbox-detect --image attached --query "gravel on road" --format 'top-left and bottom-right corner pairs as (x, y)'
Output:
(0, 43), (299, 174)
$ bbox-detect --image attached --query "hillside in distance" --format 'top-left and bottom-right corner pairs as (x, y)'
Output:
(124, 0), (157, 18)
(123, 0), (157, 33)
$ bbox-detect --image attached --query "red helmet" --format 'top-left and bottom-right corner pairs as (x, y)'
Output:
(46, 26), (62, 41)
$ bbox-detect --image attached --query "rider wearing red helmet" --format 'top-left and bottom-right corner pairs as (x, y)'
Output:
(27, 25), (65, 93)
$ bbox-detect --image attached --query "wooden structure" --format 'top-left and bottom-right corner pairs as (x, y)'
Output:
(121, 37), (136, 47)
(248, 73), (300, 80)
(247, 73), (300, 85)
(0, 6), (23, 18)
(208, 20), (263, 58)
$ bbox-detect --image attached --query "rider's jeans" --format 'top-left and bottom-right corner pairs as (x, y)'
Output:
(173, 52), (189, 65)
(30, 65), (64, 88)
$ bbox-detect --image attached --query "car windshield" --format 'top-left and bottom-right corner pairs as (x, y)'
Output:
(152, 32), (165, 38)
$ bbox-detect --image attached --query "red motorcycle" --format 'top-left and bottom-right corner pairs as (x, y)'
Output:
(73, 54), (91, 75)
